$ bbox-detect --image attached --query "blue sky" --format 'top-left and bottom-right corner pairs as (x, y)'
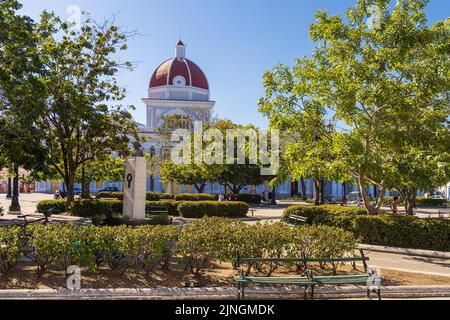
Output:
(18, 0), (450, 128)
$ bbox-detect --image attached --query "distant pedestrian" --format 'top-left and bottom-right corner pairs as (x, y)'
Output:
(391, 196), (399, 214)
(54, 189), (62, 200)
(267, 191), (273, 206)
(341, 195), (347, 206)
(218, 193), (225, 202)
(100, 208), (114, 226)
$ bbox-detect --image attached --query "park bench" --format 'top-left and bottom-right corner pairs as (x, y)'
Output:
(145, 205), (172, 224)
(437, 211), (450, 219)
(282, 214), (308, 226)
(234, 250), (381, 300)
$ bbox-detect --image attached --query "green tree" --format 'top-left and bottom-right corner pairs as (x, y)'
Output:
(0, 0), (48, 212)
(261, 0), (449, 214)
(29, 12), (139, 205)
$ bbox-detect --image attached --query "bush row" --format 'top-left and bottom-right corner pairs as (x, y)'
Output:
(95, 192), (263, 204)
(37, 199), (249, 219)
(416, 197), (448, 207)
(284, 205), (450, 251)
(0, 218), (357, 279)
(96, 192), (176, 201)
(232, 194), (262, 204)
(178, 201), (249, 218)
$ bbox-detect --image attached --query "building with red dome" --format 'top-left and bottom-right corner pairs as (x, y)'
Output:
(142, 41), (215, 131)
(139, 41), (216, 193)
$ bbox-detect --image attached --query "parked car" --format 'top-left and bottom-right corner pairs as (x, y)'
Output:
(98, 187), (120, 193)
(346, 192), (363, 206)
(431, 195), (447, 200)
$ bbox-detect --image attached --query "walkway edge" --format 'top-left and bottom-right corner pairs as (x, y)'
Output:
(0, 286), (449, 300)
(359, 244), (450, 259)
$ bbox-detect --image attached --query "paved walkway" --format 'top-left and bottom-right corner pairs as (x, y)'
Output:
(0, 193), (87, 226)
(362, 251), (450, 277)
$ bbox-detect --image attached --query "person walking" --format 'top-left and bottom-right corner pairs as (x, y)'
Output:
(341, 194), (347, 206)
(390, 196), (399, 214)
(267, 191), (272, 207)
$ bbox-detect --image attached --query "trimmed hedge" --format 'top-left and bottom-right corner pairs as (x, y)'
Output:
(416, 197), (448, 207)
(96, 192), (175, 201)
(234, 194), (262, 204)
(91, 214), (170, 226)
(70, 200), (123, 218)
(283, 205), (450, 251)
(36, 200), (68, 214)
(174, 193), (217, 201)
(177, 201), (249, 218)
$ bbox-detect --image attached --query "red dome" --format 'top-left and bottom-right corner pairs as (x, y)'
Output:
(149, 58), (209, 91)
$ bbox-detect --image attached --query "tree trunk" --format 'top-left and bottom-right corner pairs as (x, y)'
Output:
(300, 177), (307, 201)
(314, 179), (321, 206)
(8, 165), (21, 213)
(375, 186), (385, 211)
(81, 165), (90, 199)
(358, 173), (376, 215)
(320, 179), (326, 204)
(194, 183), (206, 193)
(400, 187), (416, 216)
(65, 173), (75, 207)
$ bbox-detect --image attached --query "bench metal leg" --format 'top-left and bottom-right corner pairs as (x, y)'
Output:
(237, 283), (241, 300)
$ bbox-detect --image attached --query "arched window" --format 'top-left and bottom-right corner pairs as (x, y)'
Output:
(162, 148), (171, 161)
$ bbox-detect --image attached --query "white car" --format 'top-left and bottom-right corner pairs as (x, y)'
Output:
(431, 195), (447, 200)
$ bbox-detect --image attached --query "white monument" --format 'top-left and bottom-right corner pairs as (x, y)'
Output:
(123, 144), (147, 220)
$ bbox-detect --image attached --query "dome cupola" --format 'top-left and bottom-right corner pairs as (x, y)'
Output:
(148, 41), (210, 101)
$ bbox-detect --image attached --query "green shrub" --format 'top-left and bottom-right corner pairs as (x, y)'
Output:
(174, 193), (217, 201)
(36, 200), (68, 214)
(145, 201), (185, 216)
(283, 205), (366, 224)
(283, 205), (450, 251)
(96, 192), (175, 201)
(70, 199), (123, 217)
(28, 224), (66, 276)
(147, 193), (175, 201)
(0, 226), (25, 278)
(96, 192), (124, 200)
(178, 217), (233, 278)
(178, 201), (249, 218)
(137, 225), (179, 273)
(416, 197), (448, 207)
(234, 194), (262, 204)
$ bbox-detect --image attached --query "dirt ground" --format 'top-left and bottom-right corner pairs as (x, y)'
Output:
(1, 258), (450, 290)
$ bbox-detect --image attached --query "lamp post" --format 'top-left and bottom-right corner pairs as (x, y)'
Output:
(6, 176), (12, 198)
(8, 164), (21, 214)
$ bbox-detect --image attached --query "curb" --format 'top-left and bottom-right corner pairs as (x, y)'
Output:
(359, 244), (450, 259)
(0, 286), (449, 300)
